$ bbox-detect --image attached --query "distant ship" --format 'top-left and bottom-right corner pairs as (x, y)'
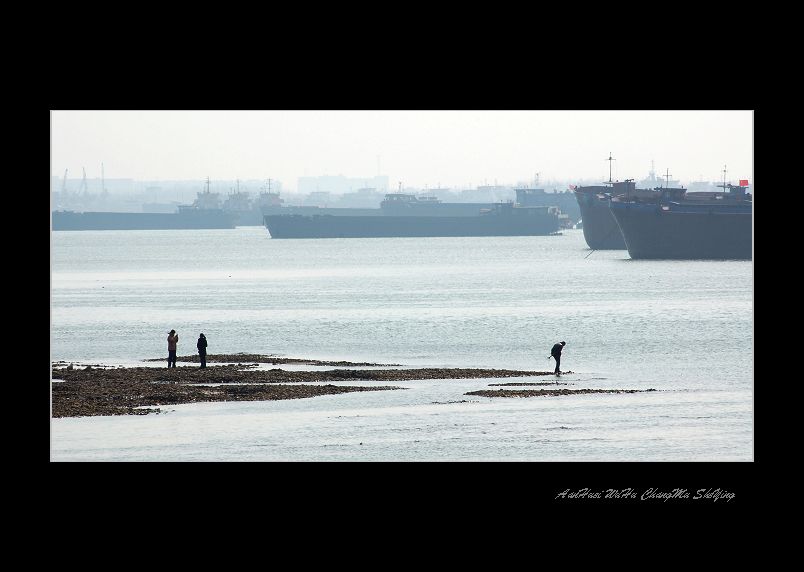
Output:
(638, 160), (680, 189)
(222, 179), (293, 226)
(514, 187), (580, 224)
(573, 180), (668, 249)
(261, 190), (509, 223)
(686, 179), (716, 193)
(52, 178), (236, 231)
(52, 208), (236, 231)
(264, 193), (560, 238)
(222, 182), (262, 226)
(609, 183), (752, 259)
(259, 185), (572, 224)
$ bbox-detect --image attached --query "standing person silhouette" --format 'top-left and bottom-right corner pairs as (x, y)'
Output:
(197, 333), (207, 368)
(167, 329), (179, 368)
(550, 341), (566, 375)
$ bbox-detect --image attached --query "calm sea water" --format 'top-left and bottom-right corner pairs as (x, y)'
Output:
(50, 227), (753, 461)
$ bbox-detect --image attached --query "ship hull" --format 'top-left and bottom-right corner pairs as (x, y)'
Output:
(264, 213), (559, 239)
(52, 210), (236, 231)
(381, 202), (497, 216)
(574, 191), (626, 249)
(609, 201), (752, 259)
(261, 206), (379, 219)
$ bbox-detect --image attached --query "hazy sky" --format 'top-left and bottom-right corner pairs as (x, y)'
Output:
(51, 110), (753, 188)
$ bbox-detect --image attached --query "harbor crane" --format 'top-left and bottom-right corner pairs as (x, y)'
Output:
(78, 167), (88, 195)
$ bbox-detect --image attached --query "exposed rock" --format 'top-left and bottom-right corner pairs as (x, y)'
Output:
(51, 367), (402, 418)
(488, 382), (570, 386)
(466, 388), (657, 398)
(51, 360), (552, 418)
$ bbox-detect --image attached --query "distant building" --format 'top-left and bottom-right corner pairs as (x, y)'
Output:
(460, 185), (515, 202)
(336, 187), (384, 208)
(298, 175), (389, 194)
(305, 191), (332, 206)
(142, 201), (182, 213)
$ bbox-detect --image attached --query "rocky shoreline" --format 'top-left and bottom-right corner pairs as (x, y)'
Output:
(52, 354), (656, 418)
(51, 354), (553, 418)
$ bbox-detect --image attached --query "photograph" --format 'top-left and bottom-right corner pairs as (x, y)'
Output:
(50, 110), (752, 484)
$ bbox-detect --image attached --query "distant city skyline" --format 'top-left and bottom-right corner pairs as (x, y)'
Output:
(51, 110), (753, 190)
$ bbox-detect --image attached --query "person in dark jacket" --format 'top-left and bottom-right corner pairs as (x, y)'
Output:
(167, 329), (179, 368)
(550, 341), (566, 374)
(197, 333), (208, 368)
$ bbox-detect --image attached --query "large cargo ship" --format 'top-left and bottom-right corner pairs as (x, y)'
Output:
(52, 178), (236, 231)
(574, 183), (626, 249)
(572, 155), (683, 250)
(52, 207), (236, 231)
(264, 194), (560, 238)
(573, 154), (627, 249)
(609, 183), (752, 259)
(259, 190), (474, 219)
